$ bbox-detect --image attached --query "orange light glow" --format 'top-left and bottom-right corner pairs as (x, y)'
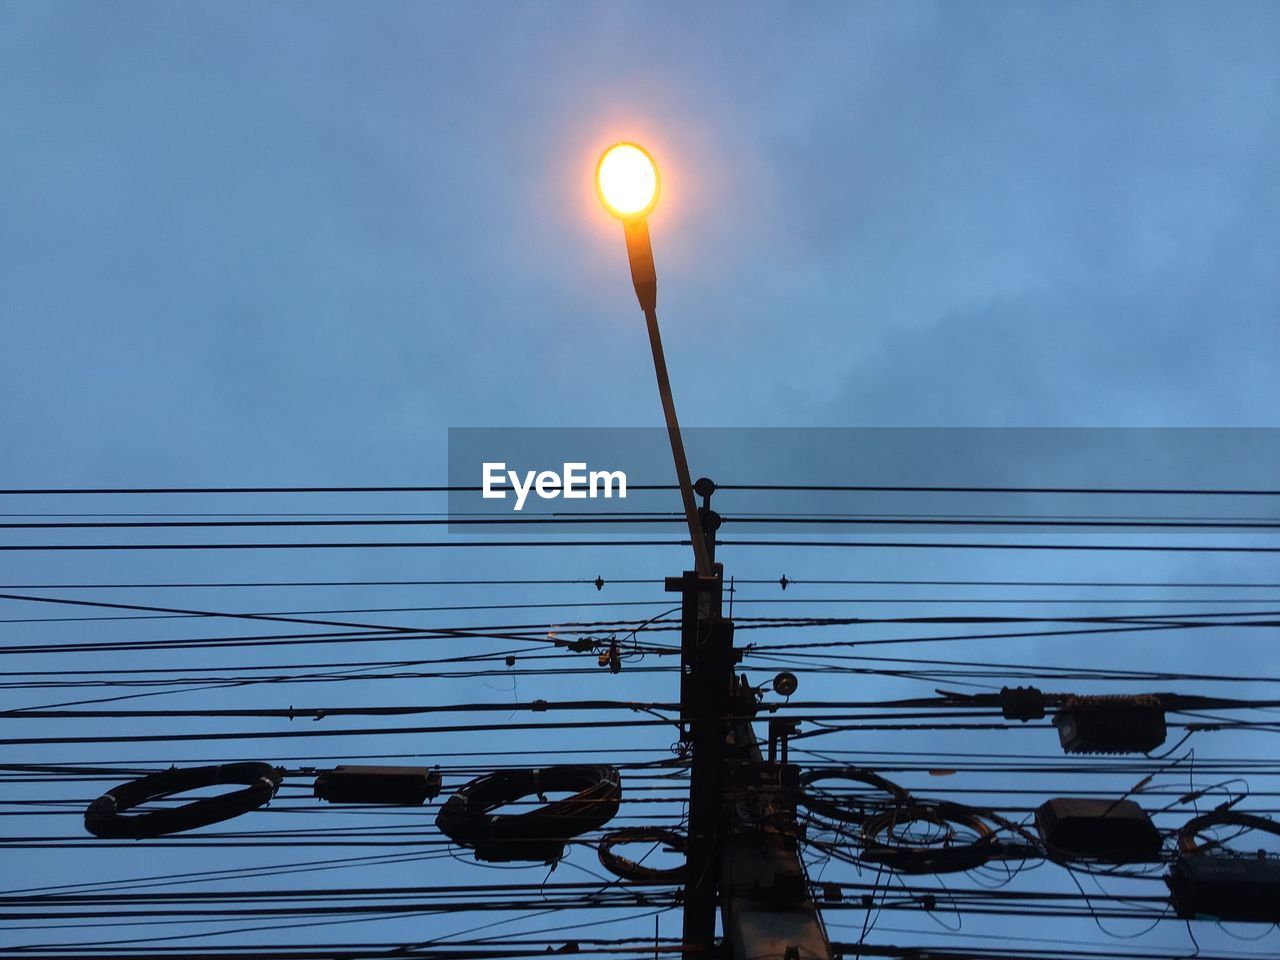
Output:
(596, 142), (659, 220)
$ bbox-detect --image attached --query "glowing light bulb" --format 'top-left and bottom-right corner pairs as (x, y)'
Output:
(596, 142), (659, 220)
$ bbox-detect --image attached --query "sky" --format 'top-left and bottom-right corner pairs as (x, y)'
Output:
(4, 1), (1278, 487)
(2, 2), (1279, 957)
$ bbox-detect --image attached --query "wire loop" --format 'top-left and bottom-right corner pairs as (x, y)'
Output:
(799, 766), (909, 825)
(1176, 808), (1280, 855)
(436, 765), (622, 863)
(84, 762), (283, 839)
(597, 827), (686, 882)
(860, 801), (998, 874)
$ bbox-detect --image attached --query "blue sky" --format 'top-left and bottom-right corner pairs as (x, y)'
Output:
(2, 2), (1279, 955)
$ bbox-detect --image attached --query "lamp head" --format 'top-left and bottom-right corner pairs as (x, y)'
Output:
(596, 142), (660, 220)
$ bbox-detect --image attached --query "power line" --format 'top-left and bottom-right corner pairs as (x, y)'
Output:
(4, 482), (1277, 495)
(2, 576), (1277, 590)
(717, 539), (1280, 554)
(3, 537), (1279, 553)
(4, 515), (1279, 531)
(0, 539), (687, 552)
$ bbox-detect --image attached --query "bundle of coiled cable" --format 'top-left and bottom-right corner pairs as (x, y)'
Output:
(1175, 808), (1280, 855)
(859, 801), (999, 874)
(84, 762), (284, 839)
(435, 764), (622, 863)
(598, 827), (685, 881)
(798, 766), (909, 825)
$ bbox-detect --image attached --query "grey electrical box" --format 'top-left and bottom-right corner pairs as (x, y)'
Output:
(1035, 798), (1163, 862)
(314, 765), (442, 805)
(1055, 695), (1166, 754)
(1167, 855), (1280, 923)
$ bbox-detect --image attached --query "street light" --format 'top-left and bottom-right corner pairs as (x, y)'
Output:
(596, 142), (711, 577)
(595, 142), (661, 314)
(596, 142), (660, 221)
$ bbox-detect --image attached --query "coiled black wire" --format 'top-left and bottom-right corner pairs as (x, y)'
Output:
(860, 801), (999, 874)
(435, 764), (621, 863)
(84, 762), (284, 839)
(798, 766), (910, 824)
(1175, 807), (1280, 854)
(597, 827), (685, 882)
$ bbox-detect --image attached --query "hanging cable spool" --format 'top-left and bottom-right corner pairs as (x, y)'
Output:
(860, 801), (998, 874)
(435, 765), (621, 863)
(84, 762), (284, 839)
(1174, 808), (1280, 856)
(598, 827), (686, 882)
(798, 766), (909, 825)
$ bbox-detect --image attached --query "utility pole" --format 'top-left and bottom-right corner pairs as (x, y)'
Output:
(671, 480), (833, 960)
(595, 143), (828, 958)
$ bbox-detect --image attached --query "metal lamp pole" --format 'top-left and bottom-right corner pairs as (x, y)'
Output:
(594, 142), (830, 960)
(597, 143), (711, 577)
